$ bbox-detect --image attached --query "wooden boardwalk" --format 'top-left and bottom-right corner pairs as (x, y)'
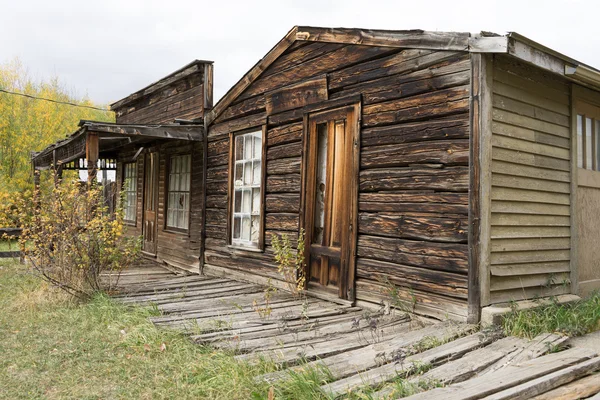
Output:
(112, 265), (600, 399)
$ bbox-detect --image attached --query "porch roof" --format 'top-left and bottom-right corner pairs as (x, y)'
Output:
(32, 120), (204, 170)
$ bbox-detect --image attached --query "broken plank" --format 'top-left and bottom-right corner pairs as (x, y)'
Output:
(485, 356), (600, 400)
(529, 373), (600, 400)
(406, 347), (595, 400)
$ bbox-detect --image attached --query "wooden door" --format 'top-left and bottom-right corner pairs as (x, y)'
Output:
(303, 105), (359, 299)
(142, 152), (159, 255)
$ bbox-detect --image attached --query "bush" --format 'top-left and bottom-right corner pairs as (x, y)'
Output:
(14, 173), (141, 298)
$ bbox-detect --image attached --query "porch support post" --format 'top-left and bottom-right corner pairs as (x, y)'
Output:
(86, 132), (99, 185)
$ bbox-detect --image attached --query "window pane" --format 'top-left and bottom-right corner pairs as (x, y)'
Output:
(241, 216), (251, 241)
(587, 117), (593, 170)
(235, 163), (243, 187)
(242, 188), (252, 213)
(578, 115), (584, 169)
(244, 135), (252, 159)
(233, 216), (241, 239)
(235, 135), (244, 160)
(234, 189), (242, 212)
(252, 187), (260, 214)
(253, 134), (262, 159)
(166, 155), (191, 229)
(253, 161), (261, 185)
(313, 123), (328, 245)
(244, 161), (252, 185)
(251, 215), (260, 242)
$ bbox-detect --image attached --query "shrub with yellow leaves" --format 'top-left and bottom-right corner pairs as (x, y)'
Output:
(11, 171), (141, 298)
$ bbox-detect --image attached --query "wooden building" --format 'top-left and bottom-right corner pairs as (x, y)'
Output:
(32, 60), (213, 273)
(32, 27), (600, 323)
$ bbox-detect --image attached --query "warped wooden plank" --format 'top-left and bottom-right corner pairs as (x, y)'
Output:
(321, 332), (495, 398)
(256, 322), (474, 383)
(529, 373), (600, 400)
(406, 347), (595, 400)
(192, 311), (365, 344)
(239, 317), (416, 365)
(485, 356), (600, 400)
(219, 314), (410, 352)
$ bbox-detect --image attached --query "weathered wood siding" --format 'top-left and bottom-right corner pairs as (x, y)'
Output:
(205, 42), (471, 320)
(488, 56), (572, 304)
(116, 140), (204, 273)
(114, 69), (206, 125)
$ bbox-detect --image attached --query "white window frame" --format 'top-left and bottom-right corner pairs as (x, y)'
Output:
(229, 128), (265, 250)
(123, 162), (137, 224)
(166, 154), (191, 231)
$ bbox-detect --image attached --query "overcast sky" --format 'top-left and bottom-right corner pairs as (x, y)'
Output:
(1, 0), (598, 106)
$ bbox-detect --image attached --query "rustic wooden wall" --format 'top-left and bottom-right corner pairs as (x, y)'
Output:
(205, 42), (472, 320)
(488, 56), (572, 304)
(576, 171), (600, 297)
(114, 72), (205, 125)
(116, 140), (204, 273)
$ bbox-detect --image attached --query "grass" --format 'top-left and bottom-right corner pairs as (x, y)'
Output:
(0, 239), (19, 251)
(502, 293), (600, 339)
(0, 260), (333, 399)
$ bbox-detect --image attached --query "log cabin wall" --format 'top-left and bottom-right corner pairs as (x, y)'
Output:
(115, 140), (204, 273)
(487, 55), (572, 304)
(112, 62), (211, 125)
(205, 42), (472, 320)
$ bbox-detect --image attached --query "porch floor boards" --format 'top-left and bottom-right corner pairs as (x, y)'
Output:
(111, 264), (600, 399)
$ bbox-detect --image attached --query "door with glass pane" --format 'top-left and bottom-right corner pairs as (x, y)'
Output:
(303, 105), (359, 299)
(142, 152), (159, 255)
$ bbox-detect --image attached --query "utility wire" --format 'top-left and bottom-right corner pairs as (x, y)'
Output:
(0, 88), (112, 112)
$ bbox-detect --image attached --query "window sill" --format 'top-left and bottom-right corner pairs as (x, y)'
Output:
(228, 244), (264, 253)
(164, 228), (189, 235)
(124, 221), (136, 227)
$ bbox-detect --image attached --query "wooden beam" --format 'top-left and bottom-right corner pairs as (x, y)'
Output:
(468, 53), (493, 323)
(296, 26), (470, 51)
(469, 35), (509, 53)
(86, 132), (99, 184)
(84, 122), (204, 141)
(204, 63), (214, 110)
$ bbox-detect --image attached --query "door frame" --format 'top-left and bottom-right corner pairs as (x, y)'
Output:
(299, 102), (361, 301)
(142, 151), (159, 256)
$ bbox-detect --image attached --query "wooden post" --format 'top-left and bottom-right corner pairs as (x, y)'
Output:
(86, 132), (99, 185)
(468, 53), (493, 324)
(52, 149), (63, 187)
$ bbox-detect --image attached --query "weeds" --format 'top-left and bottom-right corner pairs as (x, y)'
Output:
(502, 293), (600, 338)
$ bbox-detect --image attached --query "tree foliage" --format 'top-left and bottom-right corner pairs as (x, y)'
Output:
(6, 174), (142, 298)
(0, 58), (114, 196)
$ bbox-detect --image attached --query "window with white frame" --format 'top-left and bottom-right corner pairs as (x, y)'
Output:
(231, 130), (263, 248)
(166, 154), (191, 230)
(577, 111), (600, 171)
(123, 162), (137, 223)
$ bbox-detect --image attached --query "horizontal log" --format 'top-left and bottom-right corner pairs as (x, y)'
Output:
(209, 112), (266, 140)
(356, 258), (468, 299)
(266, 157), (302, 175)
(360, 167), (469, 192)
(206, 180), (228, 195)
(267, 141), (302, 161)
(265, 75), (328, 115)
(267, 122), (303, 147)
(206, 194), (227, 209)
(357, 243), (467, 274)
(361, 139), (469, 169)
(360, 116), (469, 148)
(240, 45), (394, 100)
(207, 138), (229, 157)
(329, 49), (449, 89)
(359, 192), (468, 214)
(215, 96), (266, 123)
(359, 212), (468, 243)
(363, 84), (469, 115)
(265, 213), (298, 231)
(266, 174), (301, 193)
(358, 234), (468, 259)
(265, 193), (300, 213)
(263, 42), (346, 78)
(205, 208), (227, 226)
